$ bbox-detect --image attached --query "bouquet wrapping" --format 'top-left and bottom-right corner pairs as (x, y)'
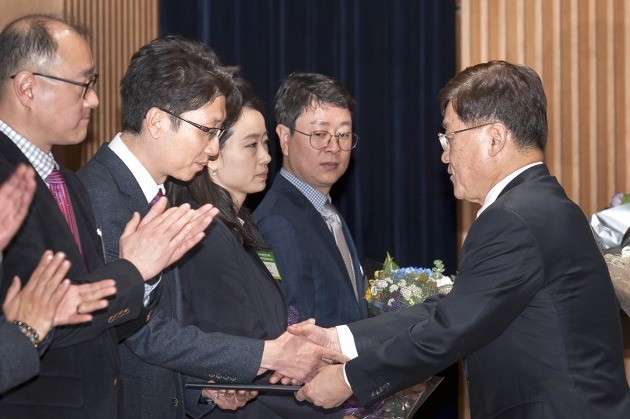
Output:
(604, 247), (630, 317)
(344, 254), (454, 419)
(591, 192), (630, 314)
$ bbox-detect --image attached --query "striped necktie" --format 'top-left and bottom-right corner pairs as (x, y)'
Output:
(320, 201), (358, 299)
(47, 168), (83, 253)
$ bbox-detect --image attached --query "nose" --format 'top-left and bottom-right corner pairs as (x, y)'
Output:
(85, 88), (99, 108)
(205, 136), (220, 156)
(260, 148), (271, 165)
(441, 148), (450, 164)
(324, 135), (341, 153)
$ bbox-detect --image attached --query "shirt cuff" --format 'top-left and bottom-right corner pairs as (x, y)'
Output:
(143, 274), (161, 306)
(336, 325), (358, 359)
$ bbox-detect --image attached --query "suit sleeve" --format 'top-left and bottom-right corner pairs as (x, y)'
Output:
(346, 208), (545, 406)
(121, 275), (263, 383)
(0, 318), (40, 393)
(257, 213), (317, 321)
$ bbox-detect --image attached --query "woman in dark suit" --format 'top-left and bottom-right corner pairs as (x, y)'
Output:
(169, 80), (346, 418)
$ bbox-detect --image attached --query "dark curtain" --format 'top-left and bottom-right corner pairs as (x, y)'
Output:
(160, 2), (459, 416)
(159, 0), (457, 275)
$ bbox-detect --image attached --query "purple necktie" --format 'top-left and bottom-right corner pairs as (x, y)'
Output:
(149, 189), (164, 207)
(47, 168), (83, 253)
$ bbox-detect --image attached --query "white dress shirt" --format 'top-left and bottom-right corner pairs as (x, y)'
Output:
(109, 133), (164, 305)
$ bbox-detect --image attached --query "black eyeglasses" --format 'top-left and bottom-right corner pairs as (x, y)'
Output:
(158, 107), (225, 142)
(10, 72), (98, 99)
(292, 128), (359, 151)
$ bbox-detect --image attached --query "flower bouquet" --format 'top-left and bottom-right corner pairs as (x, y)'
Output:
(344, 254), (454, 419)
(365, 253), (454, 317)
(604, 246), (630, 317)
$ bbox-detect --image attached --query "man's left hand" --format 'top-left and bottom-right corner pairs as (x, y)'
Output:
(295, 363), (352, 408)
(202, 388), (257, 410)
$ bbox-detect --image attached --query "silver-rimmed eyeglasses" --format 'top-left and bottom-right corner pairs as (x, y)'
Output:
(10, 72), (98, 99)
(438, 122), (495, 151)
(158, 107), (225, 142)
(292, 128), (359, 151)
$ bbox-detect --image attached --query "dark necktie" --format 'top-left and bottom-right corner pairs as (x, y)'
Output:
(47, 168), (83, 253)
(320, 202), (358, 299)
(149, 189), (164, 207)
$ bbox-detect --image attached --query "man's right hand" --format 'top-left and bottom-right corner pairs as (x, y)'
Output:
(118, 197), (217, 280)
(260, 328), (347, 383)
(287, 318), (341, 352)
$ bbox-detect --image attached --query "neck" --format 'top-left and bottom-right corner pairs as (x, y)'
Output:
(120, 131), (166, 184)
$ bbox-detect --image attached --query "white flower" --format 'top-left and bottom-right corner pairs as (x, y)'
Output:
(389, 284), (399, 292)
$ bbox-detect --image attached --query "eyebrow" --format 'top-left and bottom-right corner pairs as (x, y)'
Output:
(240, 131), (268, 140)
(309, 120), (352, 128)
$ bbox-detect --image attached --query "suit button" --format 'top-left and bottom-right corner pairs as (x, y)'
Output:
(113, 377), (118, 386)
(172, 398), (179, 406)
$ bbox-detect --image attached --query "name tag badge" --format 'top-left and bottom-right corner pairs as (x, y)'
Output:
(257, 249), (281, 280)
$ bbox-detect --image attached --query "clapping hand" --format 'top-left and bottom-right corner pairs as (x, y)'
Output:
(0, 164), (36, 251)
(119, 198), (218, 280)
(3, 251), (117, 341)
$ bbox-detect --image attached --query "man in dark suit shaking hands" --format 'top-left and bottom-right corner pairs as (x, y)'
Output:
(293, 61), (630, 418)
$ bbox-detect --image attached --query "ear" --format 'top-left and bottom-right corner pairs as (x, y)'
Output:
(144, 107), (166, 139)
(276, 124), (291, 156)
(487, 122), (509, 157)
(12, 72), (35, 106)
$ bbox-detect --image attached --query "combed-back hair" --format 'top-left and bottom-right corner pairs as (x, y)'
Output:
(438, 60), (548, 151)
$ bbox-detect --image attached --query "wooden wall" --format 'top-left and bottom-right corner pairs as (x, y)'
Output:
(0, 0), (159, 170)
(456, 0), (630, 417)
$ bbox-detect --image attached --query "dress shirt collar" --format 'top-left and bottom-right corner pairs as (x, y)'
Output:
(108, 133), (164, 204)
(280, 168), (330, 211)
(0, 120), (57, 181)
(477, 161), (543, 218)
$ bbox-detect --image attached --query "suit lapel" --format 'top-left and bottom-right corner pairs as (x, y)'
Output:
(277, 176), (364, 310)
(93, 144), (150, 216)
(0, 134), (87, 268)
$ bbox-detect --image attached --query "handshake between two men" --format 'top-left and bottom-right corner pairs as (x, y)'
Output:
(209, 319), (426, 413)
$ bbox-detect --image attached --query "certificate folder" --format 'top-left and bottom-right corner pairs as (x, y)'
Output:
(185, 383), (302, 392)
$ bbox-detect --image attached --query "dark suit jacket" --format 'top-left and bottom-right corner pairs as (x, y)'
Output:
(345, 165), (630, 418)
(178, 219), (343, 418)
(254, 174), (368, 327)
(77, 143), (263, 418)
(0, 133), (145, 419)
(0, 319), (40, 394)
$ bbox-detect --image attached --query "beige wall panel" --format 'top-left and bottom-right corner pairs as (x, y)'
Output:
(64, 0), (158, 168)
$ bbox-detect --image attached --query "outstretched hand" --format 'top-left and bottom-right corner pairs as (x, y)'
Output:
(287, 318), (341, 353)
(261, 328), (347, 384)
